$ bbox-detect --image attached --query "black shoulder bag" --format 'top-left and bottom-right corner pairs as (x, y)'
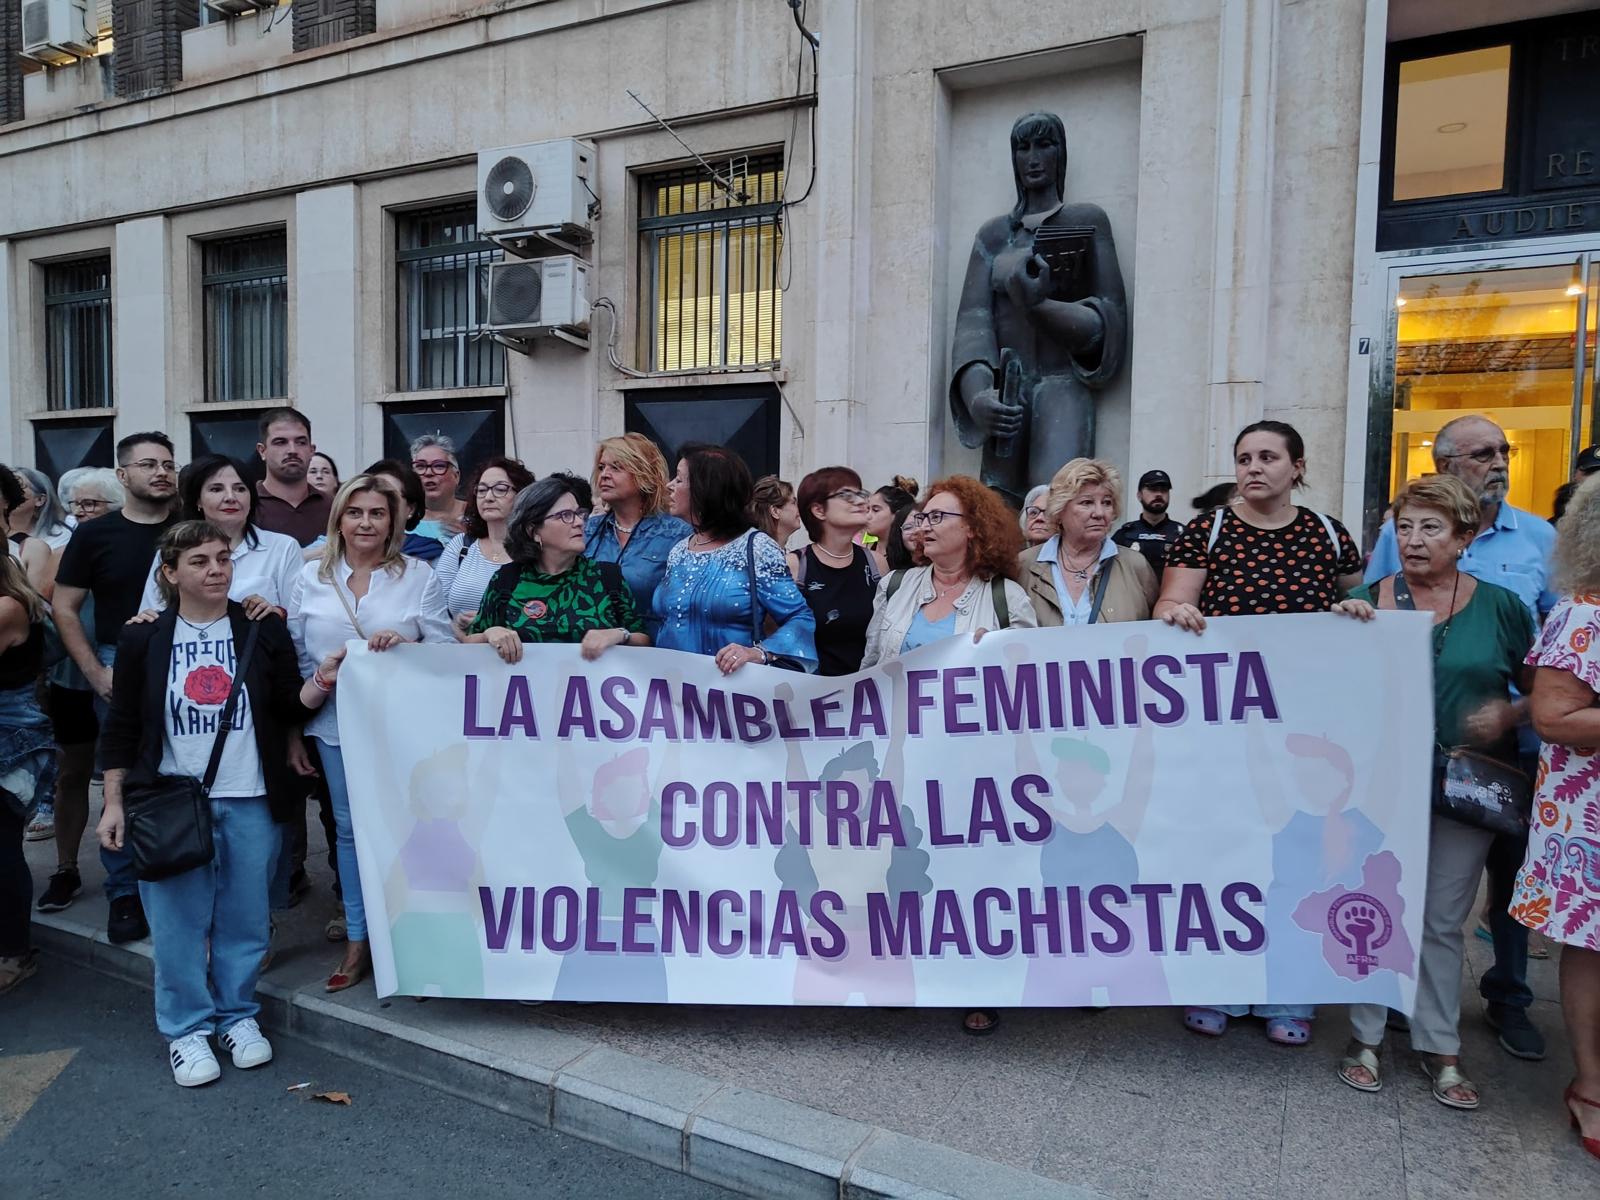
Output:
(124, 622), (262, 882)
(1391, 572), (1532, 838)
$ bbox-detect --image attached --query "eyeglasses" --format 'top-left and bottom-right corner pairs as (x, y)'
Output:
(123, 459), (176, 473)
(1438, 444), (1516, 465)
(909, 510), (963, 527)
(542, 507), (586, 527)
(411, 460), (455, 477)
(69, 498), (109, 514)
(1024, 506), (1046, 520)
(475, 482), (515, 498)
(828, 488), (871, 503)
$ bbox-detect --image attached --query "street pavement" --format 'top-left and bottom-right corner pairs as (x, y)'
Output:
(20, 810), (1600, 1198)
(1, 958), (740, 1200)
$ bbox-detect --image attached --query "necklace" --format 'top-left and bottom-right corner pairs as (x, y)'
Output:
(479, 537), (509, 563)
(691, 533), (721, 550)
(1059, 545), (1100, 581)
(178, 612), (226, 638)
(931, 570), (969, 599)
(812, 542), (853, 564)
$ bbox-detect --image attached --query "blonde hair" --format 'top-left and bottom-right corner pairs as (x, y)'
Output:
(1390, 475), (1479, 537)
(0, 551), (45, 626)
(592, 433), (671, 517)
(1555, 473), (1600, 596)
(319, 475), (409, 582)
(751, 475), (794, 541)
(1044, 458), (1124, 529)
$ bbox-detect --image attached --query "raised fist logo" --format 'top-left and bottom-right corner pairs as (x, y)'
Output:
(1328, 892), (1392, 978)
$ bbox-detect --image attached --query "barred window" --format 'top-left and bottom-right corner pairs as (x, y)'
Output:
(640, 154), (783, 372)
(397, 205), (504, 392)
(203, 231), (288, 403)
(43, 256), (113, 412)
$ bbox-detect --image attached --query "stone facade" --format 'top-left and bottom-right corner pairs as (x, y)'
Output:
(0, 0), (1393, 522)
(112, 0), (199, 98)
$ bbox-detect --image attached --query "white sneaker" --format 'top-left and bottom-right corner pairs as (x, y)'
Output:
(168, 1032), (221, 1087)
(219, 1018), (273, 1069)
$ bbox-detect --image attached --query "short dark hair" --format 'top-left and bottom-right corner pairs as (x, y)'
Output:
(461, 456), (536, 541)
(796, 466), (862, 541)
(0, 463), (24, 521)
(504, 472), (591, 566)
(679, 443), (753, 541)
(117, 431), (174, 463)
(310, 451), (340, 481)
(156, 520), (230, 605)
(364, 458), (427, 531)
(180, 455), (260, 549)
(258, 407), (311, 441)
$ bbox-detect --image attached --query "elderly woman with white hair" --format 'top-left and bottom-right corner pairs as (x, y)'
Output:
(1019, 484), (1052, 548)
(1017, 459), (1157, 626)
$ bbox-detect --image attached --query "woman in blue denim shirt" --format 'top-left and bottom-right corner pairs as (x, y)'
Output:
(583, 434), (691, 641)
(652, 444), (817, 674)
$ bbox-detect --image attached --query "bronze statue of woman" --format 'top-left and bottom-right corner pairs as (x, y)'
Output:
(949, 111), (1128, 506)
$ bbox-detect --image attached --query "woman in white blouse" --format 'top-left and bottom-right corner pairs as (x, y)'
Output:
(287, 474), (453, 993)
(436, 456), (535, 626)
(138, 457), (303, 617)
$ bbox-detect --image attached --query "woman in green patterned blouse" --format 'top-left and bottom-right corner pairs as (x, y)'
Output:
(465, 473), (646, 663)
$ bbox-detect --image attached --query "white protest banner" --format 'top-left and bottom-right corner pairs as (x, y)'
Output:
(336, 613), (1433, 1008)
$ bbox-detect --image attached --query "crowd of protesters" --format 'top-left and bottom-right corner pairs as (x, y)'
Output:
(0, 408), (1595, 1162)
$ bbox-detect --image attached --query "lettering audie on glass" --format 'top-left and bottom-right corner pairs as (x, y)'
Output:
(460, 650), (1281, 744)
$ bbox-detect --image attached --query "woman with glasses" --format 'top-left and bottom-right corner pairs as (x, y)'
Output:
(1017, 460), (1157, 627)
(437, 456), (536, 623)
(1020, 484), (1052, 548)
(465, 474), (646, 663)
(287, 475), (454, 993)
(584, 434), (692, 641)
(654, 445), (817, 674)
(408, 435), (466, 545)
(789, 467), (879, 676)
(859, 475), (1035, 1036)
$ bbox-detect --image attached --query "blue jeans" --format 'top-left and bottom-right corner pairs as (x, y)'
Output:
(138, 796), (280, 1040)
(315, 738), (366, 942)
(1212, 1004), (1314, 1020)
(91, 643), (137, 902)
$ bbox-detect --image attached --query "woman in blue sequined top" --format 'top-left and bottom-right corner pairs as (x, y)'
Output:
(651, 444), (817, 674)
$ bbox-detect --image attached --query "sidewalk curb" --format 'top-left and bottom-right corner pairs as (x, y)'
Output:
(32, 913), (1102, 1200)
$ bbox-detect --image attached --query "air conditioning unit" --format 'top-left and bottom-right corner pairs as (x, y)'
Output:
(205, 0), (276, 17)
(477, 139), (596, 239)
(485, 257), (591, 338)
(21, 0), (94, 65)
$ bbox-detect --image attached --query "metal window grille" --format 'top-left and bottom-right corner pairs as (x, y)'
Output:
(396, 205), (505, 392)
(640, 154), (783, 372)
(202, 231), (288, 403)
(43, 256), (113, 412)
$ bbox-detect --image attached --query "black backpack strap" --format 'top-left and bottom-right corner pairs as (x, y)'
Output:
(990, 577), (1010, 629)
(885, 568), (907, 601)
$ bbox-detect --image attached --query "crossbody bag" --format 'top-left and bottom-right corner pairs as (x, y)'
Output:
(1391, 572), (1532, 838)
(124, 621), (261, 882)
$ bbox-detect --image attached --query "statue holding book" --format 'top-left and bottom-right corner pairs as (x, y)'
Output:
(949, 111), (1128, 506)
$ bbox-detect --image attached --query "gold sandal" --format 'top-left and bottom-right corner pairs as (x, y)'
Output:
(1337, 1041), (1382, 1092)
(1420, 1057), (1479, 1111)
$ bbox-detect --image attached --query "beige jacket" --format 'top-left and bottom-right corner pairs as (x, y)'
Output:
(1017, 540), (1158, 626)
(860, 566), (1038, 667)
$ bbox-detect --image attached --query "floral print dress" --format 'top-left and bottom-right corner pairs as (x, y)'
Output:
(1511, 595), (1600, 950)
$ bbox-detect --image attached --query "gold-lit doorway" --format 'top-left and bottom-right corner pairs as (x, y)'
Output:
(1385, 256), (1599, 519)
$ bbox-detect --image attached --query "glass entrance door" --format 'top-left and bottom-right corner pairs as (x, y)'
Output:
(1383, 256), (1594, 521)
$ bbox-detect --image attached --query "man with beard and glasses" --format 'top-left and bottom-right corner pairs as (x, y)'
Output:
(1112, 469), (1184, 578)
(52, 432), (181, 945)
(254, 408), (332, 547)
(1366, 413), (1556, 1064)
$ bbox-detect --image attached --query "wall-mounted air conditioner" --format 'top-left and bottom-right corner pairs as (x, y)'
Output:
(477, 139), (596, 241)
(205, 0), (276, 17)
(21, 0), (95, 65)
(485, 257), (590, 339)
